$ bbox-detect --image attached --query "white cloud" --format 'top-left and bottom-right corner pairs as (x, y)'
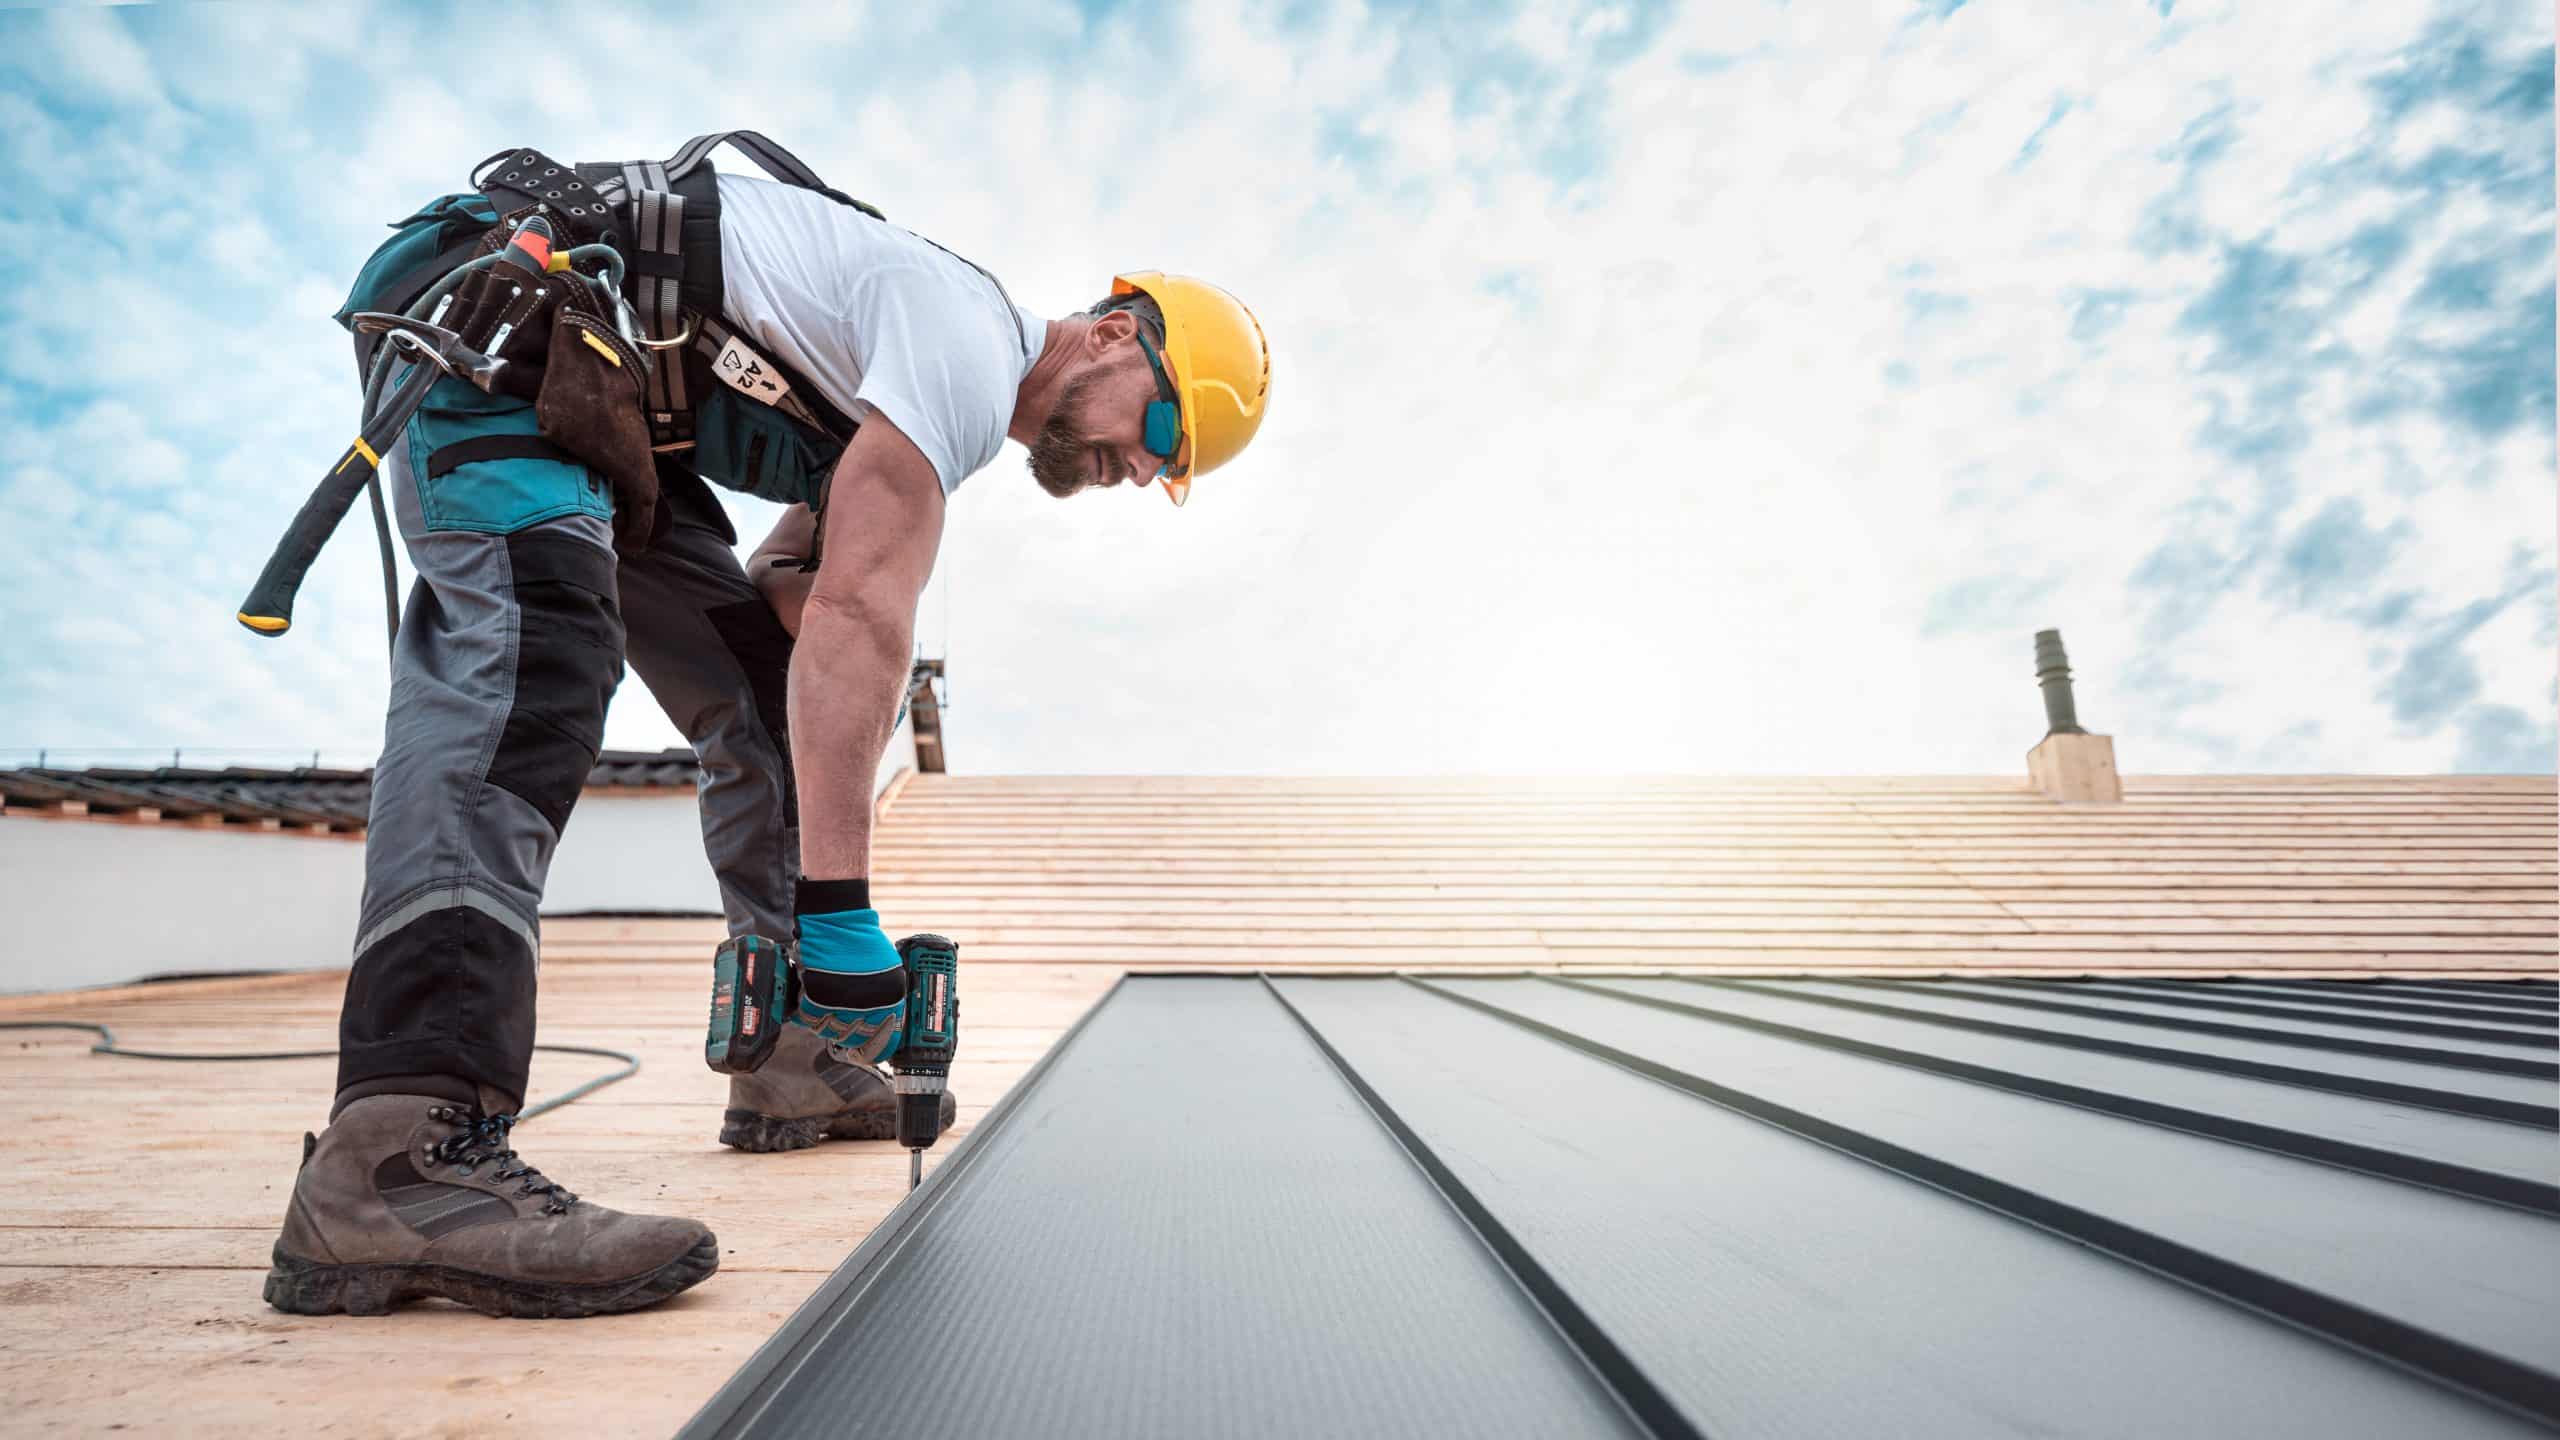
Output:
(0, 0), (2548, 780)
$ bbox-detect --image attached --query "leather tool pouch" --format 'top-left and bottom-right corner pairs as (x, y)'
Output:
(537, 303), (658, 550)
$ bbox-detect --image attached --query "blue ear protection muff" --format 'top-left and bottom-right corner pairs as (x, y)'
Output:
(1133, 328), (1184, 465)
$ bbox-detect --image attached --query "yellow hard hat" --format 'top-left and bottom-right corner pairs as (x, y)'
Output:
(1111, 271), (1270, 506)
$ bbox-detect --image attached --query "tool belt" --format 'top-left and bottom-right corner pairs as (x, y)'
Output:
(240, 133), (878, 640)
(349, 131), (873, 512)
(380, 208), (661, 548)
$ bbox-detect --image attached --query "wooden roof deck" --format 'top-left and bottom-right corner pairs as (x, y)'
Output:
(1, 773), (2549, 1435)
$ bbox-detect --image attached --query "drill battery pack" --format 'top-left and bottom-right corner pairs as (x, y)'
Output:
(705, 933), (793, 1075)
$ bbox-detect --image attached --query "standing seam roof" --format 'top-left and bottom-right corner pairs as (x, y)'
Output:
(687, 973), (2560, 1439)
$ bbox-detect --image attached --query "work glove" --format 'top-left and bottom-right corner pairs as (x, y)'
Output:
(793, 881), (905, 1065)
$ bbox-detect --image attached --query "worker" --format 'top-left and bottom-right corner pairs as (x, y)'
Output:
(262, 135), (1270, 1319)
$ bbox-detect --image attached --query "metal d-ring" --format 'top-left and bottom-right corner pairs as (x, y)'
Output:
(636, 316), (697, 351)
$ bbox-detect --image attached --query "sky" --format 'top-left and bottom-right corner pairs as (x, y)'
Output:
(0, 0), (2550, 777)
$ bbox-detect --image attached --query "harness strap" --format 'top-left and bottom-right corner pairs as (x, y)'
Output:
(662, 130), (885, 220)
(471, 148), (619, 244)
(693, 313), (858, 444)
(588, 132), (882, 450)
(622, 160), (693, 446)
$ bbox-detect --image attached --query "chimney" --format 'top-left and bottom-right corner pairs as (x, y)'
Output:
(2025, 629), (2121, 802)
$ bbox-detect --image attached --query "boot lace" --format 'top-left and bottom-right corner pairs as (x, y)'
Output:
(425, 1107), (580, 1214)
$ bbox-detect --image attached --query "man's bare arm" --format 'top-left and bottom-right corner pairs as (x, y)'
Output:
(749, 504), (819, 637)
(791, 419), (944, 882)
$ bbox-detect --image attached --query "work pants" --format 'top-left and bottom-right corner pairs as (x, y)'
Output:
(333, 379), (801, 1109)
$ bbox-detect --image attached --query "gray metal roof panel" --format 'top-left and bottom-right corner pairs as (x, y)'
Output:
(692, 974), (2560, 1438)
(1778, 979), (2560, 1115)
(2300, 980), (2560, 1012)
(1437, 977), (2560, 1376)
(689, 976), (1643, 1440)
(1914, 977), (2560, 1063)
(1279, 976), (2554, 1439)
(1587, 976), (2560, 1190)
(2088, 978), (2560, 1030)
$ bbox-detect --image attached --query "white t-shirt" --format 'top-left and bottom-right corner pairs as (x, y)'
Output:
(715, 173), (1039, 496)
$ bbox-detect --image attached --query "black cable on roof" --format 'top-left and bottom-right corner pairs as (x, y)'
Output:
(0, 1022), (635, 1122)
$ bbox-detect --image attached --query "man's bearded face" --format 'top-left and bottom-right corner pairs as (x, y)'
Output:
(1027, 371), (1111, 499)
(1026, 335), (1166, 501)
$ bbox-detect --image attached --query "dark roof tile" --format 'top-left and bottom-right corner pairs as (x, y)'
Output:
(0, 748), (701, 830)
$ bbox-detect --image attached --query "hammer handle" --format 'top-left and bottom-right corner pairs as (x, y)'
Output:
(236, 361), (439, 637)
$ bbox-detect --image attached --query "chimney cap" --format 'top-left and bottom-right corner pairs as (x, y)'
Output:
(2034, 628), (2087, 736)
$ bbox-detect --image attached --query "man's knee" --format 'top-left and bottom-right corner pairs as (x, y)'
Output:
(490, 529), (624, 835)
(706, 596), (796, 743)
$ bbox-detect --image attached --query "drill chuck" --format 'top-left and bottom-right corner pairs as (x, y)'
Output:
(893, 1079), (948, 1150)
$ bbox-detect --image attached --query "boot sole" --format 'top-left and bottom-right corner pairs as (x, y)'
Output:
(262, 1234), (719, 1319)
(718, 1092), (959, 1154)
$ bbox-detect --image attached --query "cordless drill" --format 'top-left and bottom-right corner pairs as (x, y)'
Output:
(892, 934), (960, 1190)
(703, 930), (960, 1191)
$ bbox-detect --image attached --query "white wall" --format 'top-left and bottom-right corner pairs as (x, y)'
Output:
(0, 818), (364, 994)
(543, 792), (722, 915)
(543, 713), (916, 916)
(0, 721), (920, 991)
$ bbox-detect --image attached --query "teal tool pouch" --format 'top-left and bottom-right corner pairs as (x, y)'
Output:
(692, 386), (844, 506)
(342, 191), (657, 545)
(334, 195), (501, 373)
(406, 377), (612, 535)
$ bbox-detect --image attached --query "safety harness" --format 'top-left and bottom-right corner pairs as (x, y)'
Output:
(476, 130), (870, 455)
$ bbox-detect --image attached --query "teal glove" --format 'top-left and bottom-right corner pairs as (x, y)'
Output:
(794, 888), (905, 1064)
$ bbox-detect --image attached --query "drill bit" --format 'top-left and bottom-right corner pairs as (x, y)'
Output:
(909, 1149), (923, 1191)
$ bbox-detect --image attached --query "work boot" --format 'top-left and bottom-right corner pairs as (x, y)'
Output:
(719, 1024), (959, 1152)
(264, 1093), (718, 1319)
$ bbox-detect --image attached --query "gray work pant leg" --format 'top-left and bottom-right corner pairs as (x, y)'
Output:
(617, 488), (800, 942)
(335, 438), (625, 1108)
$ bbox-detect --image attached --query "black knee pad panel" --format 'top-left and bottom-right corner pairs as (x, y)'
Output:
(706, 596), (797, 821)
(491, 531), (624, 835)
(337, 903), (541, 1103)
